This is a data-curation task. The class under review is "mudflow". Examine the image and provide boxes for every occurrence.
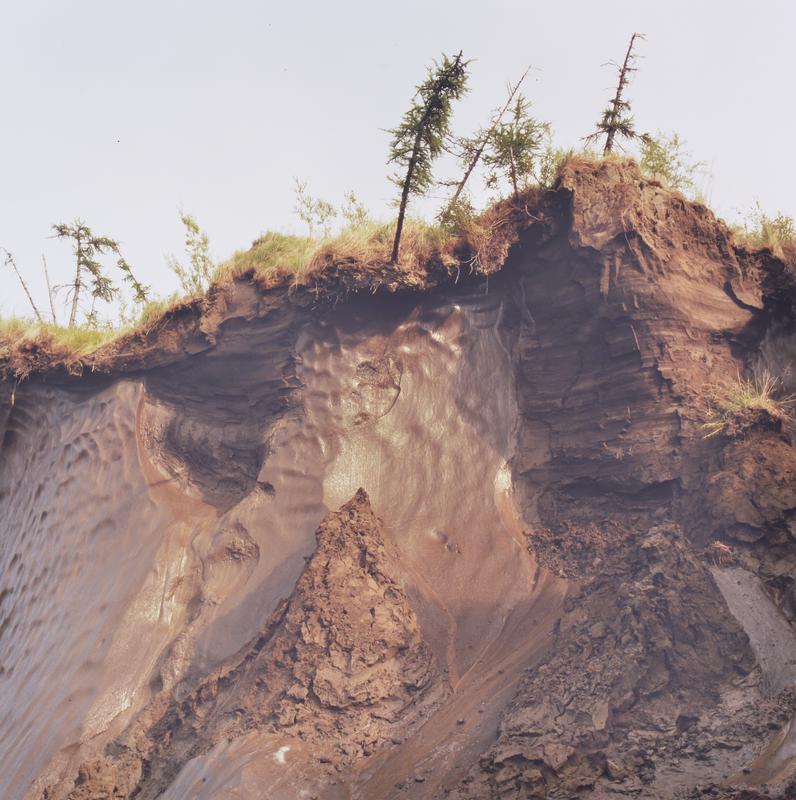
[2,160,796,799]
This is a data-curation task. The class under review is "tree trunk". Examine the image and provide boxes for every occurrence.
[42,254,57,324]
[68,232,81,328]
[603,33,638,156]
[449,67,529,206]
[509,144,519,197]
[391,127,425,264]
[2,249,44,323]
[603,128,616,157]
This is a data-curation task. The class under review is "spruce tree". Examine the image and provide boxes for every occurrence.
[387,52,469,263]
[53,220,148,327]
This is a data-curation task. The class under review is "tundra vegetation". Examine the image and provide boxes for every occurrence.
[1,44,794,367]
[703,371,795,438]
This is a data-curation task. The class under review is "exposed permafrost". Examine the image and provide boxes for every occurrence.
[712,567,796,695]
[2,159,796,799]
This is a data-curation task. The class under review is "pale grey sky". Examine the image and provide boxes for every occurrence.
[1,0,794,319]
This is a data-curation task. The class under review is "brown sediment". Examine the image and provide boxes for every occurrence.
[1,159,796,799]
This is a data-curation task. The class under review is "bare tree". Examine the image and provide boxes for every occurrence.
[587,33,645,155]
[42,254,58,324]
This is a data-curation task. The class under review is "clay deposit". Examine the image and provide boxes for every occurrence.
[1,159,795,799]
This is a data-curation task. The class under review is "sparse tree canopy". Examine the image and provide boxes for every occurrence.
[168,212,215,295]
[639,131,705,195]
[293,179,337,237]
[482,94,549,197]
[341,190,369,230]
[446,67,530,208]
[388,51,469,263]
[53,220,148,328]
[587,33,645,155]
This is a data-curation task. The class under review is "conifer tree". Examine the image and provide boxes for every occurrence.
[388,52,469,263]
[53,220,148,327]
[447,67,530,207]
[482,94,549,197]
[587,33,645,155]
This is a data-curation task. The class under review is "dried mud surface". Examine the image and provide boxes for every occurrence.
[2,160,796,799]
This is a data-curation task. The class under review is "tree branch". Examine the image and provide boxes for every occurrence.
[2,247,44,323]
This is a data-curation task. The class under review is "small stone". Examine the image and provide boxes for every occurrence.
[414,774,426,783]
[457,718,466,725]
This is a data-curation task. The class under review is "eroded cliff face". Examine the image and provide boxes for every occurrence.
[1,159,795,799]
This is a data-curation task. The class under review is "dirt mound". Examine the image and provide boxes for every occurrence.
[454,524,764,798]
[54,490,441,799]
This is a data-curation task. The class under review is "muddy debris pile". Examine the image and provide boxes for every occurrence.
[59,490,442,799]
[454,524,783,798]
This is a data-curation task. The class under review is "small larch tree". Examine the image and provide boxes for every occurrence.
[587,32,645,155]
[293,179,337,237]
[388,51,469,263]
[639,131,705,196]
[168,212,215,295]
[53,220,149,327]
[482,94,549,198]
[446,66,530,207]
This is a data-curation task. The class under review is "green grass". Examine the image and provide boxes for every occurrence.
[0,219,465,373]
[733,202,796,256]
[0,295,183,373]
[703,371,794,437]
[0,317,122,357]
[214,217,457,285]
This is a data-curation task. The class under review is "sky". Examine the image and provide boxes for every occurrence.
[1,0,795,320]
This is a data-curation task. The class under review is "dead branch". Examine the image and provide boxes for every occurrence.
[2,247,44,323]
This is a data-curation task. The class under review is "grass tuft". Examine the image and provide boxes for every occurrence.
[213,217,460,286]
[703,370,795,438]
[0,318,121,358]
[733,203,796,258]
